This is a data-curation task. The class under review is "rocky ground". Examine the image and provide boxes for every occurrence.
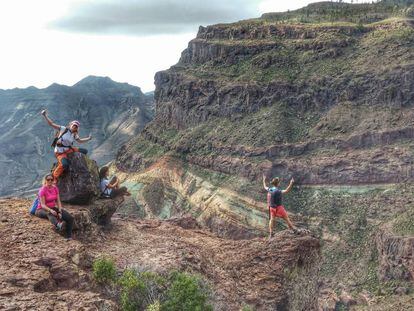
[3,1,414,310]
[0,198,320,311]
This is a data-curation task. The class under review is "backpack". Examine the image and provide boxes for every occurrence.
[51,127,69,148]
[29,197,39,215]
[268,187,282,207]
[100,181,111,199]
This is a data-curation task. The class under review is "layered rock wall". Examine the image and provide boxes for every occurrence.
[377,227,414,281]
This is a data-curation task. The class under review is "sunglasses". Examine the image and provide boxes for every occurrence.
[46,178,54,181]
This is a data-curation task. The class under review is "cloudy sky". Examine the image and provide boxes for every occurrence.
[0,0,347,91]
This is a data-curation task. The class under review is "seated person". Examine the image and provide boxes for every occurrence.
[99,166,131,198]
[35,173,74,240]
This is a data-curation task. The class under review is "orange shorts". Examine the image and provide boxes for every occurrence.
[269,205,287,218]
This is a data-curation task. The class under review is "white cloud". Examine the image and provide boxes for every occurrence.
[0,0,373,91]
[51,0,258,36]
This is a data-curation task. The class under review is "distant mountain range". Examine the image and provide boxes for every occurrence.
[0,76,154,196]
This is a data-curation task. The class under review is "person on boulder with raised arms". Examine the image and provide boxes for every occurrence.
[41,109,92,182]
[35,173,74,240]
[263,174,298,239]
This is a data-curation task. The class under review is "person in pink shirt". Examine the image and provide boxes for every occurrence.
[35,173,74,240]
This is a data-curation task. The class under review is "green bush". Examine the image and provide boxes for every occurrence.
[140,271,168,305]
[118,269,147,311]
[146,301,161,311]
[92,257,117,284]
[161,272,212,311]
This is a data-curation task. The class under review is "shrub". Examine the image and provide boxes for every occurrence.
[118,269,147,311]
[92,257,117,284]
[161,271,212,311]
[140,271,168,305]
[146,301,161,311]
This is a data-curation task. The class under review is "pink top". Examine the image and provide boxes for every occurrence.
[37,185,59,209]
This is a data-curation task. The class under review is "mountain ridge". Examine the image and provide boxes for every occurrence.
[0,76,154,196]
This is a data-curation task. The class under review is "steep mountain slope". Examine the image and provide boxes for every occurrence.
[114,1,414,309]
[0,76,154,196]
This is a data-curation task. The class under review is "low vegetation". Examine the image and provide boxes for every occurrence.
[92,258,212,311]
[92,257,117,284]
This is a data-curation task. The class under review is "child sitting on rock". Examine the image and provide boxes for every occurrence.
[35,173,74,240]
[99,166,131,199]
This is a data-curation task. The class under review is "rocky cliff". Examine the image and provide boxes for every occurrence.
[119,16,414,185]
[0,198,320,310]
[0,76,154,197]
[114,1,414,309]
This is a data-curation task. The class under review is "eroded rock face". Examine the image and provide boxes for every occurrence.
[377,227,414,281]
[88,196,124,226]
[57,152,100,205]
[117,16,414,187]
[165,215,201,230]
[0,198,321,311]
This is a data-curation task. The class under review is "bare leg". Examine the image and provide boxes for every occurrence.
[268,216,275,239]
[109,176,120,189]
[283,215,296,231]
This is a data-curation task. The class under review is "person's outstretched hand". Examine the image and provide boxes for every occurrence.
[41,109,47,116]
[262,174,267,181]
[290,178,295,184]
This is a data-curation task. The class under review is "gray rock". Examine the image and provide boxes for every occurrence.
[88,196,124,226]
[57,153,100,205]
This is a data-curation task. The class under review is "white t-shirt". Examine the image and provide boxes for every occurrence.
[54,125,79,153]
[100,178,112,196]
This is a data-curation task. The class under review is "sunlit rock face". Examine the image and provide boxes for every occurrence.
[0,76,154,196]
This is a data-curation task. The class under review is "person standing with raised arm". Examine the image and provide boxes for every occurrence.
[263,174,298,239]
[41,109,92,182]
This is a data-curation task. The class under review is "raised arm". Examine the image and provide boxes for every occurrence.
[76,134,92,144]
[262,174,269,191]
[41,109,60,130]
[282,178,294,194]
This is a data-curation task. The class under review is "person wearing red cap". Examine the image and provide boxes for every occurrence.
[41,109,92,181]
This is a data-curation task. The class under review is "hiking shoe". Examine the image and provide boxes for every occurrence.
[291,228,300,234]
[66,237,72,242]
[56,222,64,231]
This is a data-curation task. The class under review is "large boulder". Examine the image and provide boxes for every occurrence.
[57,152,100,205]
[88,196,124,226]
[60,198,123,239]
[54,152,122,232]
